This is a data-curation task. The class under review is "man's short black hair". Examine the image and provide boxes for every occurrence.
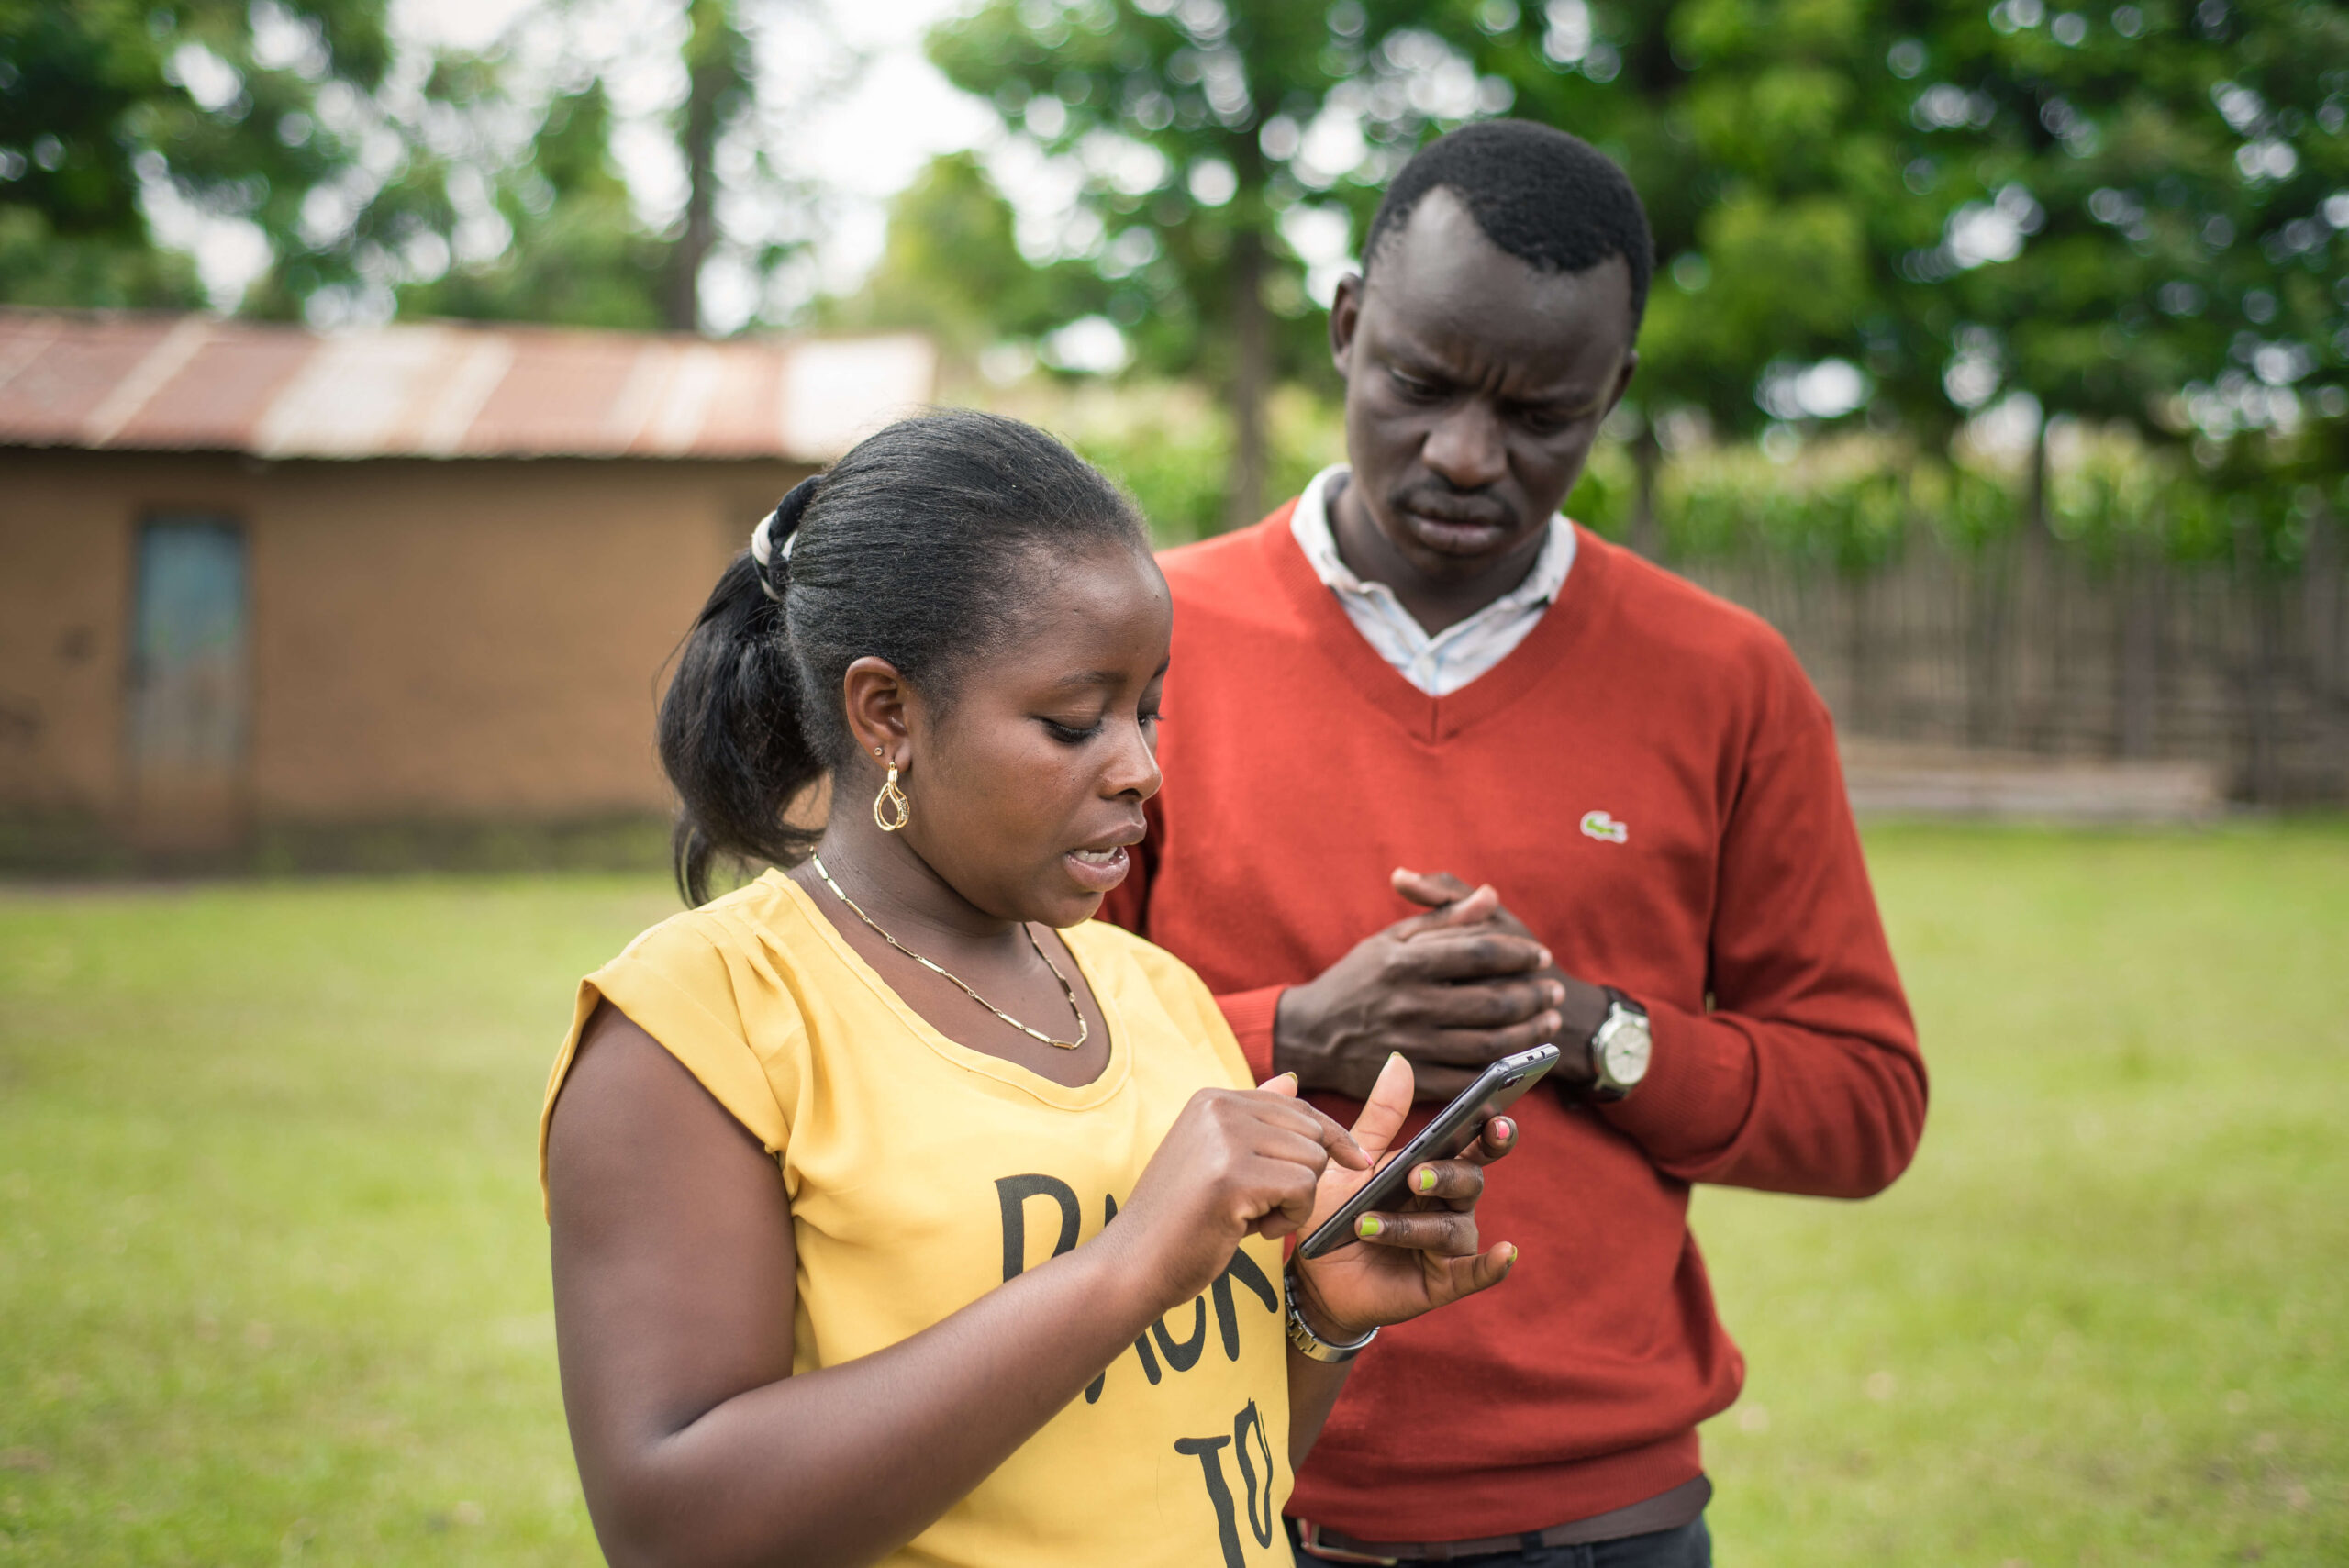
[1364,119,1654,327]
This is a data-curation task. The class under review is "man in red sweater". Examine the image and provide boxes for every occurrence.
[1100,121,1925,1564]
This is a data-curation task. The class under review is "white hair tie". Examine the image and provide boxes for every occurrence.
[749,510,786,599]
[749,475,819,601]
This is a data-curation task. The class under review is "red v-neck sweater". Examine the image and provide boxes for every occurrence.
[1102,506,1925,1540]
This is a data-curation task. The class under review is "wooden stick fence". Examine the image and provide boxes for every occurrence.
[1670,517,2349,805]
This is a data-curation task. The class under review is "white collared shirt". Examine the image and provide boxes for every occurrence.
[1288,464,1576,697]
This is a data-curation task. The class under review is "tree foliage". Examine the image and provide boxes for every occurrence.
[402,0,831,335]
[918,0,2349,533]
[818,151,1105,357]
[9,0,2346,539]
[928,0,1524,522]
[2,0,831,331]
[0,0,402,312]
[1865,0,2349,549]
[397,78,666,330]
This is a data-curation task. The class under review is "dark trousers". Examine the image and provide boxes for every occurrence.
[1292,1511,1710,1568]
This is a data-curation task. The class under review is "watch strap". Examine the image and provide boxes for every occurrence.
[1284,1273,1377,1363]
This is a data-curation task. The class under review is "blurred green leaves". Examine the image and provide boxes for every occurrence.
[817,151,1104,358]
[6,0,2346,546]
[906,0,2348,538]
[0,0,431,316]
[1557,421,2346,572]
[397,81,666,331]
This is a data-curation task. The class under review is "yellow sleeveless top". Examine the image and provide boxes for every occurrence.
[539,869,1294,1568]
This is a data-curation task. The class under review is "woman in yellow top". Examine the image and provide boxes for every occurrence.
[541,410,1522,1568]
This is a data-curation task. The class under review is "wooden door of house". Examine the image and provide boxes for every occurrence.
[128,518,249,851]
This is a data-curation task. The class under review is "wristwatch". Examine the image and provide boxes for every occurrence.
[1283,1272,1377,1363]
[1586,987,1652,1103]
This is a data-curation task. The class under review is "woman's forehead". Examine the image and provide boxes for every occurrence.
[989,543,1170,681]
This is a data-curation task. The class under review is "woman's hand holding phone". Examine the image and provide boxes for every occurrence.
[1103,1057,1516,1336]
[1288,1054,1520,1342]
[1105,1082,1371,1312]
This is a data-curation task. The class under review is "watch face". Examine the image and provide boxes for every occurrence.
[1602,1017,1652,1085]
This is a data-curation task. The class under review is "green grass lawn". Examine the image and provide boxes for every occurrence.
[1,825,2343,1565]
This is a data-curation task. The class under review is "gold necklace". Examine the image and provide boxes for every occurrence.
[807,855,1089,1051]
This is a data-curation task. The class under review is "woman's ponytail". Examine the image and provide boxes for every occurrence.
[655,410,1145,907]
[657,479,824,906]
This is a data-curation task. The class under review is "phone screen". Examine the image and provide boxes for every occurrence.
[1295,1044,1559,1261]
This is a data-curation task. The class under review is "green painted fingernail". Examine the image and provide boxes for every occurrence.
[1416,1167,1437,1194]
[1357,1215,1385,1238]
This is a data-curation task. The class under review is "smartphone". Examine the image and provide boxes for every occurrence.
[1295,1044,1559,1261]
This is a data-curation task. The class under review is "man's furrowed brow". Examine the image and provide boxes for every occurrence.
[1386,328,1604,407]
[1375,324,1456,381]
[1375,311,1591,397]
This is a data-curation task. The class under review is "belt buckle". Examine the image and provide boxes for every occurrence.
[1297,1520,1403,1565]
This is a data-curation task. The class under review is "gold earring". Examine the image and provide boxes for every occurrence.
[873,763,910,832]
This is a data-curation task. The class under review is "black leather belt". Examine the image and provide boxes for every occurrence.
[1296,1474,1712,1563]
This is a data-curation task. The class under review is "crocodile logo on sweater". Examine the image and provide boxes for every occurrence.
[1580,810,1629,844]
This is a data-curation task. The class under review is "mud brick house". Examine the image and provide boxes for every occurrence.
[0,309,932,864]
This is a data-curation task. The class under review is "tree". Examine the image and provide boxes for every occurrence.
[1871,0,2349,539]
[0,0,406,313]
[3,0,844,335]
[818,151,1105,361]
[406,0,841,336]
[662,0,748,330]
[929,0,1521,526]
[397,78,666,330]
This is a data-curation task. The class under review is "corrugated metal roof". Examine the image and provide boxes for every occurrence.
[0,309,935,462]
